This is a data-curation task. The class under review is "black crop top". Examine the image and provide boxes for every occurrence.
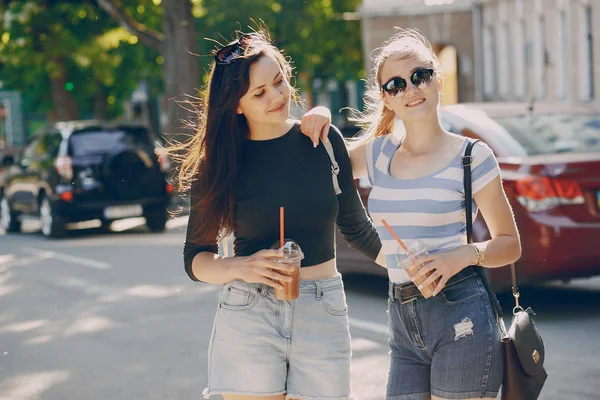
[183,123,381,281]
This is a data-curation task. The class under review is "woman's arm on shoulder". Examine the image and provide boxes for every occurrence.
[327,126,383,263]
[300,106,369,179]
[300,106,331,147]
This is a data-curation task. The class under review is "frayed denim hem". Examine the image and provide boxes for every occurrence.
[286,394,353,400]
[386,392,430,400]
[203,387,286,399]
[431,386,499,399]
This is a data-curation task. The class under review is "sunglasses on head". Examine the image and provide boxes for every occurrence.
[380,68,435,97]
[214,33,259,65]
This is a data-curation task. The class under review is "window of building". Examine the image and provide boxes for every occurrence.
[534,14,546,98]
[512,19,527,98]
[556,10,569,100]
[483,26,495,97]
[578,4,594,101]
[497,23,510,97]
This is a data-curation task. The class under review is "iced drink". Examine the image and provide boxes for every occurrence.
[396,240,437,299]
[271,240,304,301]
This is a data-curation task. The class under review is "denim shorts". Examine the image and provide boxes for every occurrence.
[203,274,353,400]
[386,269,503,400]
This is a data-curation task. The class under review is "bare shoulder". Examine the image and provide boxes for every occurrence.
[443,132,467,153]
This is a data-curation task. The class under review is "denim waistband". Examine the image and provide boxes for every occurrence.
[227,274,343,295]
[388,266,479,298]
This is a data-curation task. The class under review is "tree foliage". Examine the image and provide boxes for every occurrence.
[0,0,363,122]
[0,0,162,120]
[195,0,364,85]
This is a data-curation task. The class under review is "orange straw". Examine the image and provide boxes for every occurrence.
[381,219,409,252]
[280,207,285,248]
[381,219,419,264]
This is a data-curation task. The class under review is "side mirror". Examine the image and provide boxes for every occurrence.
[2,155,15,167]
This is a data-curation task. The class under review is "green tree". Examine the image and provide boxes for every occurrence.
[0,0,162,121]
[195,0,364,106]
[99,0,363,134]
[98,0,200,137]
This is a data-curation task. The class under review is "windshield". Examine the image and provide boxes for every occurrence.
[69,128,153,157]
[491,114,600,155]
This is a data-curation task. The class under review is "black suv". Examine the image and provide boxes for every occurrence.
[0,120,173,238]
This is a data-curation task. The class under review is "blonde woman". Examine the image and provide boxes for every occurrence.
[302,29,521,400]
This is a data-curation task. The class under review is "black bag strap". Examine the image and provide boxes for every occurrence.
[321,139,342,195]
[462,139,505,320]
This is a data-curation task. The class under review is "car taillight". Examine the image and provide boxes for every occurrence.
[515,176,584,212]
[54,156,73,181]
[60,191,73,202]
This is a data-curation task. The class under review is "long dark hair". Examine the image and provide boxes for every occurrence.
[168,29,297,245]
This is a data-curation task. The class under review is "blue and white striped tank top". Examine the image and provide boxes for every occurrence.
[366,134,501,283]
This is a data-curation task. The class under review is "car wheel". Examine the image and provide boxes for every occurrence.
[0,194,21,233]
[99,219,112,232]
[144,207,168,233]
[40,196,66,238]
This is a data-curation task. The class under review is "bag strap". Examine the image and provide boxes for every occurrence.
[322,139,342,195]
[462,139,505,320]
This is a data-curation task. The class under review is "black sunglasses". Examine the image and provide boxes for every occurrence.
[214,33,259,65]
[380,68,435,97]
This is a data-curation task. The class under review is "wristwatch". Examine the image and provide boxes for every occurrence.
[471,244,485,266]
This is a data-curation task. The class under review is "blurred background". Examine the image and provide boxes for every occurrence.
[1,1,599,399]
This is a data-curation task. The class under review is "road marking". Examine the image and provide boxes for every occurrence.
[21,247,112,270]
[166,215,189,230]
[109,215,189,232]
[0,254,16,266]
[349,317,390,336]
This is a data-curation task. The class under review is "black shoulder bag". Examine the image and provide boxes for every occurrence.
[463,140,548,400]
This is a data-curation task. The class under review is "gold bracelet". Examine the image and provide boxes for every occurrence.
[469,244,481,266]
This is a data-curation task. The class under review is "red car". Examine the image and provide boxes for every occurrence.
[335,102,600,291]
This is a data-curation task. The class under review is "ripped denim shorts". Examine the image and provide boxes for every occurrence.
[386,268,503,400]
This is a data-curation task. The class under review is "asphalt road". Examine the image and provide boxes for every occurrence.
[1,218,599,400]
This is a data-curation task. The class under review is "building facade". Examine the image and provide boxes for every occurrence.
[359,0,599,110]
[480,0,599,108]
[360,0,477,105]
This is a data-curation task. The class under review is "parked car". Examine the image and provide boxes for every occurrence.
[0,120,173,238]
[0,147,21,183]
[335,102,600,290]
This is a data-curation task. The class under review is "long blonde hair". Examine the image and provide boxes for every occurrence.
[352,28,441,143]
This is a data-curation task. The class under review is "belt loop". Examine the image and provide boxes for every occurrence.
[315,281,323,300]
[258,284,267,297]
[388,282,395,302]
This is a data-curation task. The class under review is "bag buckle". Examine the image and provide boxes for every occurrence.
[462,155,473,167]
[512,287,524,315]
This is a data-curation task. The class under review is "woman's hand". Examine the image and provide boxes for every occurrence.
[228,249,294,290]
[411,245,478,296]
[300,106,332,148]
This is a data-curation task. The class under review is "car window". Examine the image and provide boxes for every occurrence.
[491,114,600,155]
[39,131,63,160]
[20,138,41,167]
[68,128,154,157]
